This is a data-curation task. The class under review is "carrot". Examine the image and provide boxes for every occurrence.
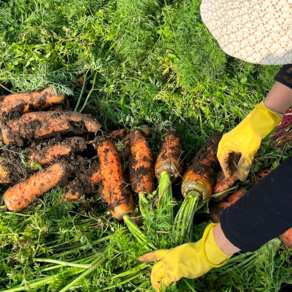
[129,130,155,194]
[1,111,101,145]
[155,130,184,181]
[63,179,84,202]
[279,227,292,248]
[174,133,221,243]
[26,137,87,166]
[89,160,102,189]
[212,171,238,202]
[139,125,151,137]
[0,88,65,118]
[108,129,129,141]
[0,157,10,184]
[251,168,271,185]
[209,188,247,223]
[97,139,134,220]
[3,163,67,211]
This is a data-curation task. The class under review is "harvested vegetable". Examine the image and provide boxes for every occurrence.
[279,227,292,248]
[97,139,134,220]
[155,130,184,224]
[124,130,155,247]
[251,168,271,185]
[155,130,184,182]
[108,129,129,141]
[129,130,155,194]
[4,163,67,211]
[174,133,221,242]
[209,188,247,223]
[89,160,102,189]
[26,137,87,166]
[1,111,101,145]
[0,87,65,118]
[212,171,238,202]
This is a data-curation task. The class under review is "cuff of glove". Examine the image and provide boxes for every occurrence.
[201,223,231,268]
[255,101,284,121]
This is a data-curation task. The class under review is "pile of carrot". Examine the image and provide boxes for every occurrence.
[1,86,291,252]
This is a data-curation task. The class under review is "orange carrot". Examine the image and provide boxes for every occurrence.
[26,137,86,166]
[1,111,101,145]
[212,171,238,203]
[98,139,134,220]
[209,188,247,223]
[108,129,129,141]
[139,125,151,137]
[4,163,67,211]
[63,179,84,202]
[129,130,155,194]
[251,168,271,185]
[279,227,292,248]
[155,130,184,181]
[182,133,221,201]
[89,160,102,188]
[0,88,65,118]
[0,157,10,184]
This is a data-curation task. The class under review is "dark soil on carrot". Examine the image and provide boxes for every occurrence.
[187,133,222,176]
[0,111,100,146]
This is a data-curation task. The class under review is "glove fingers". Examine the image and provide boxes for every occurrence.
[217,147,235,178]
[235,155,252,181]
[151,264,164,291]
[138,249,169,263]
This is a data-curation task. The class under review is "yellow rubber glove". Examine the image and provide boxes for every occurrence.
[217,101,283,181]
[138,224,231,291]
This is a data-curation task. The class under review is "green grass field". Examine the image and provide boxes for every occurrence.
[1,0,292,291]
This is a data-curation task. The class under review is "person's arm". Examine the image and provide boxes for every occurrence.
[217,78,292,182]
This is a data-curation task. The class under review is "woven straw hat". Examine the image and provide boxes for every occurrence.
[200,0,292,65]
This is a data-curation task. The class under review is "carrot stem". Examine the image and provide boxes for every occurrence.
[123,215,156,250]
[173,191,200,244]
[33,258,90,269]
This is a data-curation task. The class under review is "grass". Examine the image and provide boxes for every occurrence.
[1,0,292,291]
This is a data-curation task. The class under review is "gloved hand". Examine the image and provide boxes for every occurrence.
[138,223,231,291]
[217,101,283,181]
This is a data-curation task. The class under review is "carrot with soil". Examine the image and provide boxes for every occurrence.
[155,130,184,224]
[63,178,84,202]
[26,137,87,166]
[0,111,101,145]
[209,188,247,223]
[212,171,238,202]
[173,133,221,243]
[0,87,65,118]
[279,227,292,248]
[4,163,68,211]
[123,129,156,249]
[0,157,10,184]
[97,139,134,220]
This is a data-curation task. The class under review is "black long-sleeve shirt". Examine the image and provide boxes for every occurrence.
[220,65,292,252]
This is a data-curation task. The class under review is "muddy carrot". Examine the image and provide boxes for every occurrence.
[279,227,292,248]
[63,179,84,202]
[0,157,10,184]
[88,160,102,190]
[0,88,65,118]
[129,130,155,194]
[4,163,67,211]
[174,133,221,243]
[26,137,87,166]
[108,129,129,141]
[97,139,134,220]
[155,130,184,182]
[212,171,238,202]
[1,111,101,145]
[139,125,151,137]
[209,188,248,223]
[153,130,184,225]
[251,168,271,185]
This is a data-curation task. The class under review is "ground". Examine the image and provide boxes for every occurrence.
[1,0,292,291]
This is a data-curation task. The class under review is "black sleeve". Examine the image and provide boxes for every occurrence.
[274,65,292,89]
[220,156,292,252]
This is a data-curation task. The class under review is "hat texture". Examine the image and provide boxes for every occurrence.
[200,0,292,65]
